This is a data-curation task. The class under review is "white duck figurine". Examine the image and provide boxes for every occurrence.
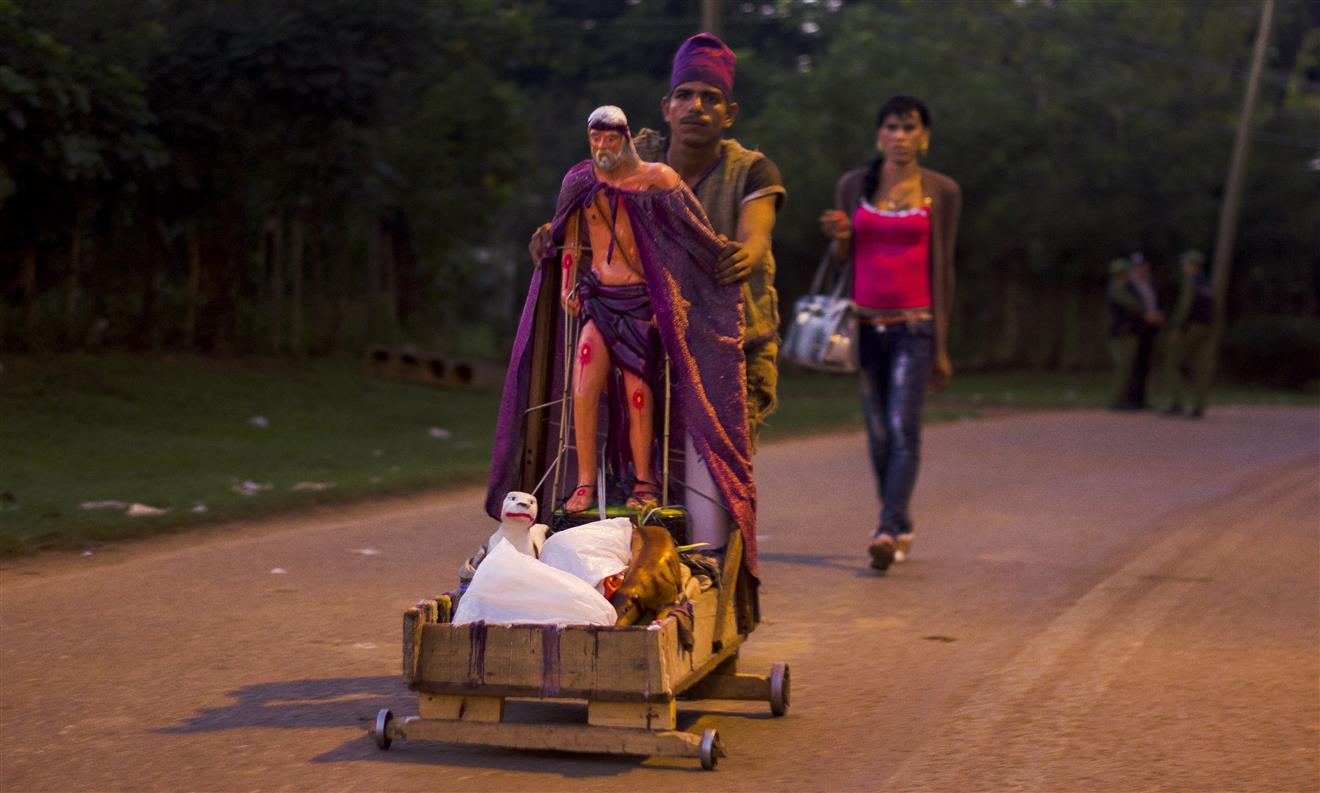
[458,491,551,585]
[488,490,548,558]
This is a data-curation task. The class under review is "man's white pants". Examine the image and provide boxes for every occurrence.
[684,433,730,549]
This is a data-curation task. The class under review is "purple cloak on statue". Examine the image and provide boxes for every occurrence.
[485,160,758,579]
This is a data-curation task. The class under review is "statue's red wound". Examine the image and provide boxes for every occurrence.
[631,388,645,411]
[562,252,573,270]
[579,343,592,366]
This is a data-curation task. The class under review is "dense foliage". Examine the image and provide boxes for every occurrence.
[1,0,1316,371]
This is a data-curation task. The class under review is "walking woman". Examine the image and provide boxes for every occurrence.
[819,95,961,571]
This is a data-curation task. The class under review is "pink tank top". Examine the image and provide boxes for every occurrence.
[852,201,932,311]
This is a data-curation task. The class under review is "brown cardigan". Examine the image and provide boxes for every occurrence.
[833,166,962,386]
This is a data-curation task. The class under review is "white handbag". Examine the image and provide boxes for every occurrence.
[781,251,857,374]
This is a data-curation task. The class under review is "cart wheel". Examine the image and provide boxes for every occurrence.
[700,728,721,771]
[769,661,790,717]
[373,708,393,750]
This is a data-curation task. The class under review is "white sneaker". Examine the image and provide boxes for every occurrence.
[894,534,913,562]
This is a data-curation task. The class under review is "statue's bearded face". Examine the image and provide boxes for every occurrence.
[589,128,627,170]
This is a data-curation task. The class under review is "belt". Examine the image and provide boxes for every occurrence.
[858,308,933,327]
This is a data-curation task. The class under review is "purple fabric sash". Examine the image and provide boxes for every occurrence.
[578,270,661,383]
[485,161,758,577]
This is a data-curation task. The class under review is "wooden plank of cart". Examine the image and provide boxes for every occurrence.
[369,211,789,770]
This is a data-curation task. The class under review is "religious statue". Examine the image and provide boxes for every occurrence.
[559,106,679,512]
[484,104,761,615]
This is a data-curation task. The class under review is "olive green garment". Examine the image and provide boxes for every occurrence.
[635,130,787,445]
[1164,323,1214,413]
[745,339,779,451]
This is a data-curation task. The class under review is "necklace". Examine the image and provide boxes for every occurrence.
[883,182,917,210]
[875,165,923,210]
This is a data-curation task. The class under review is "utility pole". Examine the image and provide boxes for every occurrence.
[1208,0,1275,352]
[702,0,722,37]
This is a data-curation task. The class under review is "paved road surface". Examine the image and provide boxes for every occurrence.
[2,407,1316,792]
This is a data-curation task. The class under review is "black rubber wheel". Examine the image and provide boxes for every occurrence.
[769,661,790,716]
[373,708,393,750]
[700,728,721,770]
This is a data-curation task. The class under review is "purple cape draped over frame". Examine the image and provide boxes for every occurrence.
[485,160,758,578]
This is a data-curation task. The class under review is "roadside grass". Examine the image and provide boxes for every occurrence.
[2,355,1314,557]
[0,355,496,557]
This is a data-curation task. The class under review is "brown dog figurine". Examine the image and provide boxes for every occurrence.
[610,524,683,626]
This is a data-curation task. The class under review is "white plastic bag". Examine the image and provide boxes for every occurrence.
[538,517,633,589]
[452,539,616,626]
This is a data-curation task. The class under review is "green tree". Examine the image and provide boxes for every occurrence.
[747,0,1316,370]
[0,0,166,350]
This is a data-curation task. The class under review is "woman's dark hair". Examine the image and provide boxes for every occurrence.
[863,94,931,201]
[876,95,930,129]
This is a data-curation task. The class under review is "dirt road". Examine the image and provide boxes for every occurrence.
[2,407,1316,792]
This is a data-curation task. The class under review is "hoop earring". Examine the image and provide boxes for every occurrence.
[919,142,929,157]
[876,140,885,154]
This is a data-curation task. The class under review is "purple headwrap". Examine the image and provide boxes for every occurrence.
[670,32,735,99]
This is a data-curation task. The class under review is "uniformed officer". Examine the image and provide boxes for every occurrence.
[1107,255,1162,410]
[1161,249,1215,418]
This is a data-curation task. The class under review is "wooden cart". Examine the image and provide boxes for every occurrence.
[371,222,787,769]
[372,532,789,770]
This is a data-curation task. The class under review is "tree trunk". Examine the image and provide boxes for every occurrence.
[328,226,348,353]
[288,206,305,356]
[389,209,419,328]
[218,209,245,354]
[1029,280,1062,369]
[993,271,1021,366]
[224,242,240,354]
[140,224,164,352]
[1087,289,1109,370]
[20,245,38,350]
[183,221,202,349]
[265,210,284,354]
[382,220,399,339]
[366,214,381,341]
[960,272,990,369]
[307,207,323,353]
[1058,281,1085,370]
[64,211,83,350]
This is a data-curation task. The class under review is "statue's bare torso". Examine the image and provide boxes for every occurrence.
[586,161,680,285]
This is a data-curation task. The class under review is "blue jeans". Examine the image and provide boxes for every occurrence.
[857,320,934,537]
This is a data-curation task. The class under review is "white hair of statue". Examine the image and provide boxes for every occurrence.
[587,105,629,130]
